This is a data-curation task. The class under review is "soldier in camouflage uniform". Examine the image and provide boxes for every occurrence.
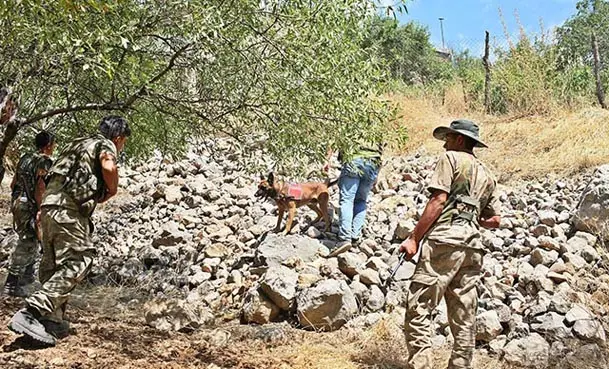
[8,116,131,346]
[399,119,502,369]
[2,131,56,297]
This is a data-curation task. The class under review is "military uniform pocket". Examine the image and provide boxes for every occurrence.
[48,208,79,225]
[410,241,440,286]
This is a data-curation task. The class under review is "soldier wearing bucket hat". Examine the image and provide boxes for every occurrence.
[399,119,501,369]
[432,119,488,148]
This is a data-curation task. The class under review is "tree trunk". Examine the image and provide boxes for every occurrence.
[0,121,20,185]
[482,31,492,114]
[592,33,607,109]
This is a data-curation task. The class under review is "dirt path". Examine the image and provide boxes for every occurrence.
[0,288,295,369]
[0,284,513,369]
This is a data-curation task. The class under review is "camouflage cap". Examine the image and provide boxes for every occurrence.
[99,115,131,140]
[432,119,487,148]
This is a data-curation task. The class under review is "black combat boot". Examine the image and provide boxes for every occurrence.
[40,319,70,339]
[2,273,28,297]
[19,263,36,286]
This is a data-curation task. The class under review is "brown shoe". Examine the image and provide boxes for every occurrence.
[327,240,352,258]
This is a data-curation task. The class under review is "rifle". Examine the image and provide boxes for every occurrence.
[383,252,406,287]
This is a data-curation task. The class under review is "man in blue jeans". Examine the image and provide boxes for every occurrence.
[324,143,382,257]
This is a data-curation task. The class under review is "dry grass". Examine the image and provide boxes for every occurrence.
[391,92,609,183]
[275,317,515,369]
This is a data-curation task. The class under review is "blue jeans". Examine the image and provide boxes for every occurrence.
[338,157,380,241]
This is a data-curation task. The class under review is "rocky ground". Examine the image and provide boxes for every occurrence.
[1,138,609,368]
[0,286,515,369]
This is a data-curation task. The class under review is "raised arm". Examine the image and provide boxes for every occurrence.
[99,151,118,203]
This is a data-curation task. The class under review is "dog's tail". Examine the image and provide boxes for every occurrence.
[325,177,339,188]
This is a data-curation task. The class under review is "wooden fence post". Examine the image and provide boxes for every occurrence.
[592,32,607,109]
[482,31,492,114]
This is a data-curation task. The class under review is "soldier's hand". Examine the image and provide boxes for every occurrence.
[399,238,418,260]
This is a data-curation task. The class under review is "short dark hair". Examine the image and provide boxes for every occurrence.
[99,115,131,140]
[35,131,55,150]
[462,135,477,151]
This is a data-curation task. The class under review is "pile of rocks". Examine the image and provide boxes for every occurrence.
[2,139,609,367]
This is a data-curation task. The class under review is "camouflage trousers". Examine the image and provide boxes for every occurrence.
[25,206,95,322]
[8,198,39,277]
[404,240,483,369]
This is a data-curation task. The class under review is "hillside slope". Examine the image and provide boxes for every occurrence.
[394,94,609,182]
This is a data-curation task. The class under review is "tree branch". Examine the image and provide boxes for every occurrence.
[21,102,125,126]
[20,43,192,127]
[123,43,192,107]
[111,48,129,102]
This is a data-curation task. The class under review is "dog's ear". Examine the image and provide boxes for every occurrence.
[260,173,265,181]
[267,172,274,184]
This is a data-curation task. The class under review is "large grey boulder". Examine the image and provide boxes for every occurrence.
[566,304,594,325]
[476,310,503,342]
[530,312,573,341]
[152,221,186,247]
[366,285,386,312]
[296,279,358,331]
[503,333,550,368]
[349,280,370,305]
[359,268,381,286]
[337,252,363,278]
[255,234,329,268]
[574,165,609,239]
[242,288,281,325]
[554,344,609,369]
[574,320,607,344]
[531,248,560,267]
[260,266,299,311]
[164,185,184,204]
[144,298,213,332]
[566,305,607,344]
[393,218,416,240]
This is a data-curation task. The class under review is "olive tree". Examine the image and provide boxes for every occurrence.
[0,0,405,181]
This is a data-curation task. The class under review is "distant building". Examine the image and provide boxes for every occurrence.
[435,48,452,61]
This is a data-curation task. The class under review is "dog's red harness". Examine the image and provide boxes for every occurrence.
[286,183,304,200]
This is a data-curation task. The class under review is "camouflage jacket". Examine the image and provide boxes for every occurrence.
[11,152,53,207]
[42,134,116,217]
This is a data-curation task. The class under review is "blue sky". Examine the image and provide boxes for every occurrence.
[386,0,581,54]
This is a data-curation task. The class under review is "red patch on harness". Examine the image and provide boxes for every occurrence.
[287,184,304,200]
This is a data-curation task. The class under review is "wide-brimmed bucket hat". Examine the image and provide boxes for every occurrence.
[432,119,488,148]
